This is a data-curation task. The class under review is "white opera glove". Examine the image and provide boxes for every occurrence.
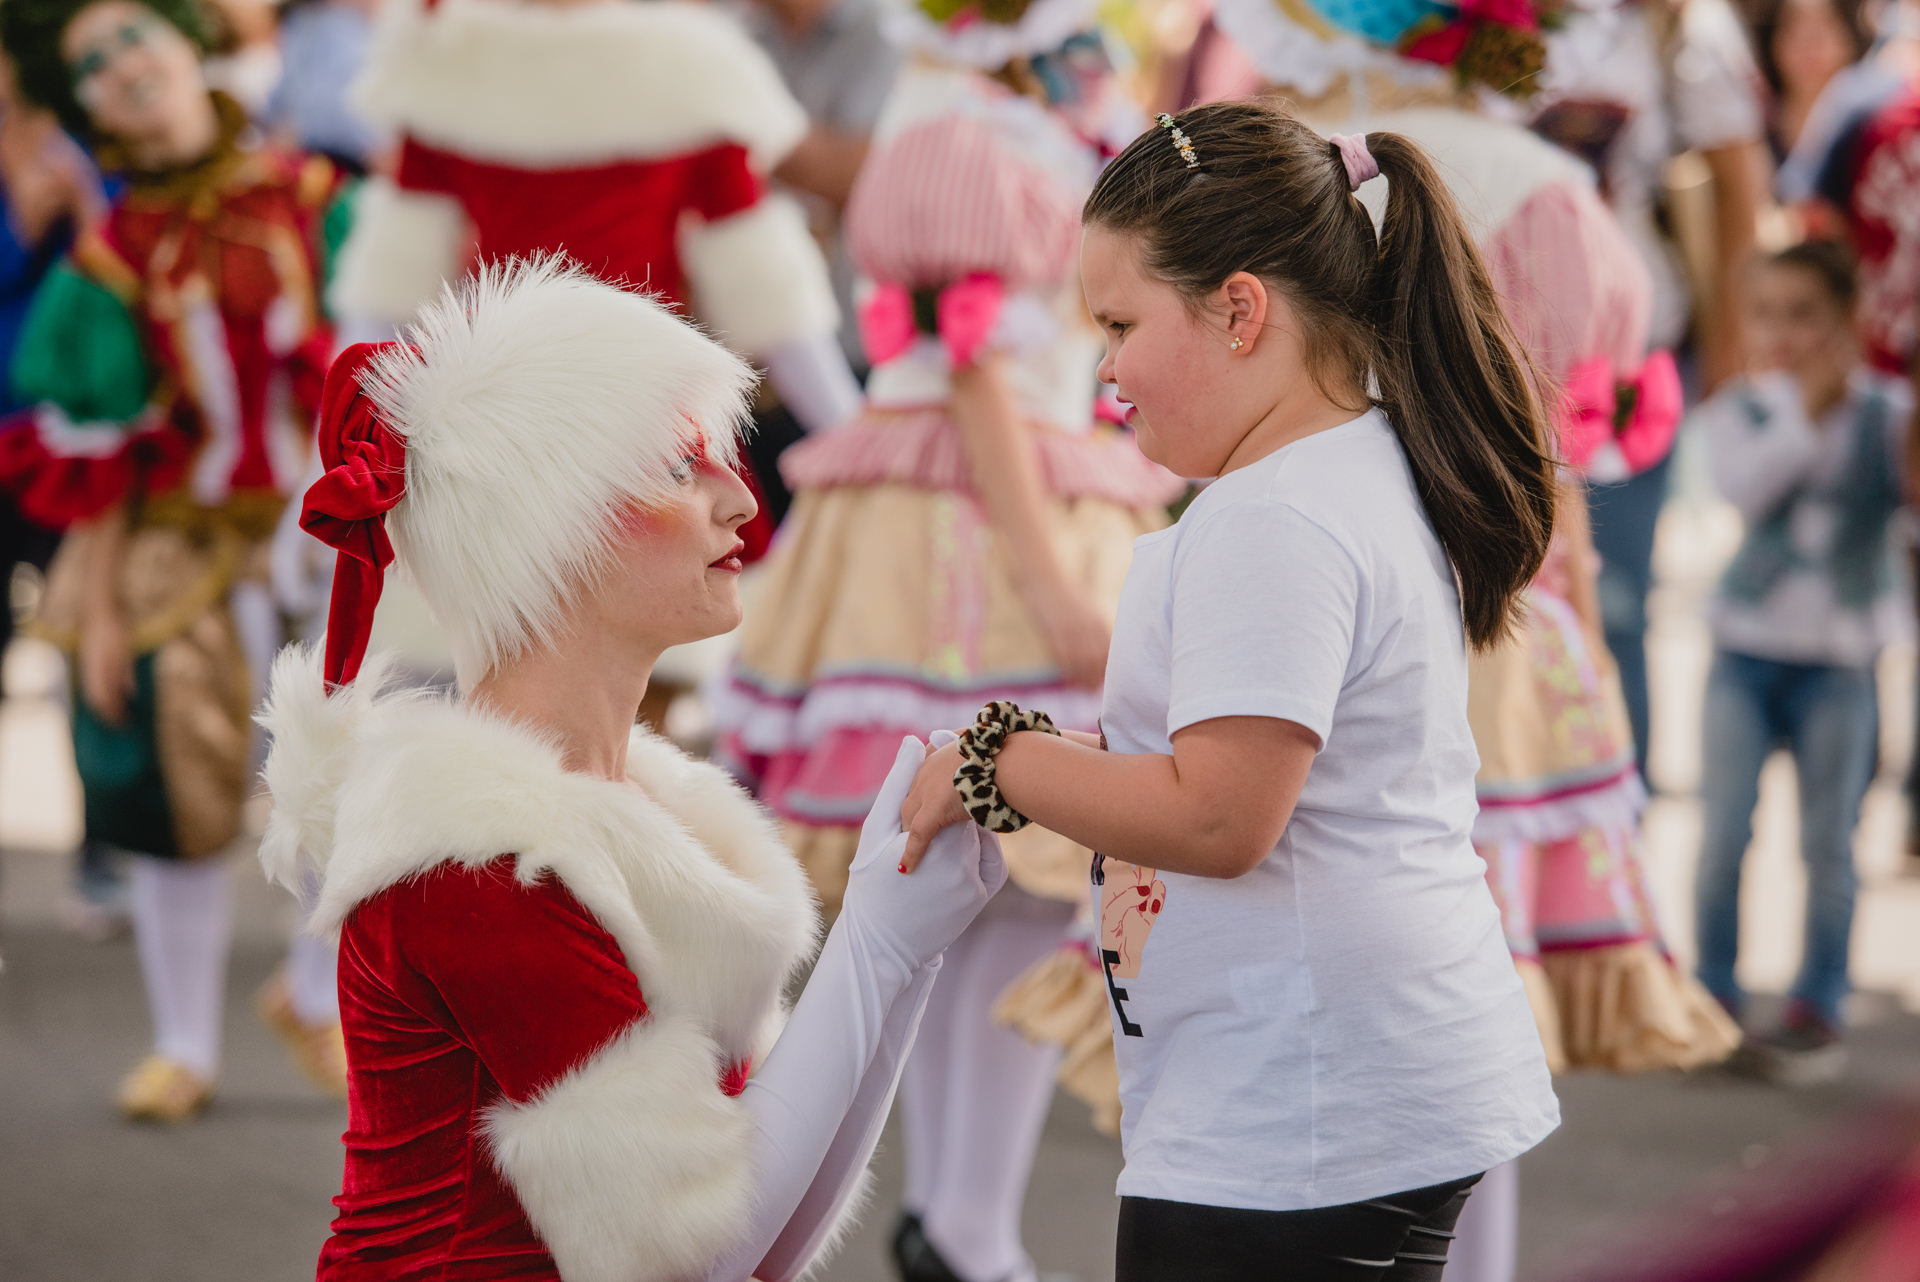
[703,739,1004,1282]
[762,332,862,434]
[841,733,1008,969]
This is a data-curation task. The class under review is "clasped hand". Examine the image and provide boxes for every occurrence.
[840,735,1005,967]
[898,739,973,875]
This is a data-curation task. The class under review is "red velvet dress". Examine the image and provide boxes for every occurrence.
[319,859,748,1279]
[392,138,762,332]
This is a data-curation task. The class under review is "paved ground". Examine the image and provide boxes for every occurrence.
[2,476,1919,1281]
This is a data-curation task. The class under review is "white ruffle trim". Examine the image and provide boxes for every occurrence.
[713,674,1104,754]
[1472,771,1647,847]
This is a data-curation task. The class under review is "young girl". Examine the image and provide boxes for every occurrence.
[899,100,1560,1279]
[1692,241,1911,1084]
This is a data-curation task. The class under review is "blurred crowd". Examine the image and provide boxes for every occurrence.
[1,0,1919,1276]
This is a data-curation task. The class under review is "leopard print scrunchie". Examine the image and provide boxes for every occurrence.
[953,700,1061,833]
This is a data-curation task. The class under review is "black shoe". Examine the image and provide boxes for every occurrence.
[890,1211,920,1277]
[891,1212,968,1282]
[1718,1034,1773,1080]
[1754,1004,1845,1086]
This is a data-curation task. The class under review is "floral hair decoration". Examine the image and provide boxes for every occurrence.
[1156,114,1200,169]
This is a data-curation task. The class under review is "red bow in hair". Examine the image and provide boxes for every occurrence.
[301,342,411,692]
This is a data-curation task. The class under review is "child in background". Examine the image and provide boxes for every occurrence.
[898,100,1561,1280]
[1693,240,1911,1085]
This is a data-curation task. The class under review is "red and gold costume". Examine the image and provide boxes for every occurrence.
[0,95,339,859]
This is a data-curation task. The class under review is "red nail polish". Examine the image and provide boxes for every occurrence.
[897,862,907,873]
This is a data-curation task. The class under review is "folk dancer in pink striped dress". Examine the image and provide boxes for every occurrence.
[714,4,1178,1279]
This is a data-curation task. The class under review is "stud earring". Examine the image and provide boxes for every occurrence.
[1230,336,1244,351]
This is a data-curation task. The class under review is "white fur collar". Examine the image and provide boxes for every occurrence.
[353,0,809,169]
[258,647,820,1061]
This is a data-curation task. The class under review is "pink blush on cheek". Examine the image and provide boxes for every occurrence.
[610,495,700,544]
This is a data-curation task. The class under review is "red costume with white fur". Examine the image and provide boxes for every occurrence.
[329,0,833,359]
[263,661,817,1280]
[267,262,1001,1282]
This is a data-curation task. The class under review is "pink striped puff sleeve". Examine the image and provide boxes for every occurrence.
[844,112,1080,292]
[1482,178,1653,385]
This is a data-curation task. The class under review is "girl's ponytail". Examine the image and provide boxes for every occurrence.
[1084,102,1557,648]
[1363,133,1557,649]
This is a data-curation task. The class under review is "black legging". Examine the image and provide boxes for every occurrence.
[1116,1173,1482,1282]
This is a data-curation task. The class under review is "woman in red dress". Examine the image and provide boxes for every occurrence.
[261,257,1004,1281]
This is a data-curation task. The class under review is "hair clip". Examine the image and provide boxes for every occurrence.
[1156,113,1199,170]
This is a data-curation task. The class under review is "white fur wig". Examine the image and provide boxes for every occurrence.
[361,257,756,681]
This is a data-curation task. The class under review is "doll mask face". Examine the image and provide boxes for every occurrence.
[61,1,207,152]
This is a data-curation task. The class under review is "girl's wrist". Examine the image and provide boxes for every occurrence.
[953,701,1060,833]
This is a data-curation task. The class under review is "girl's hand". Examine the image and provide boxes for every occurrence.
[899,740,972,873]
[1033,588,1111,690]
[79,610,134,725]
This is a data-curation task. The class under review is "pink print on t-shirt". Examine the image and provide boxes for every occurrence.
[1100,860,1166,980]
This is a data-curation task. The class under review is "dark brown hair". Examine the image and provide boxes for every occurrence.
[1745,0,1874,101]
[1084,99,1556,649]
[1762,238,1858,310]
[2,0,215,140]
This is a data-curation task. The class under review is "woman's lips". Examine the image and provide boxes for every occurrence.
[708,541,746,574]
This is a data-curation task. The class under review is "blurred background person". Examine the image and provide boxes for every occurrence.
[1747,0,1876,161]
[1526,0,1772,783]
[199,0,280,117]
[327,0,861,730]
[733,0,902,534]
[1689,240,1909,1085]
[264,0,388,176]
[0,55,107,936]
[0,0,345,1121]
[1820,44,1920,865]
[1770,0,1920,232]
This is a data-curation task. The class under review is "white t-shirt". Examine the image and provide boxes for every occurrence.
[1096,410,1559,1212]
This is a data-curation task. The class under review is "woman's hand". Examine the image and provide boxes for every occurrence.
[841,735,1006,968]
[898,740,972,873]
[1032,587,1111,690]
[79,608,134,724]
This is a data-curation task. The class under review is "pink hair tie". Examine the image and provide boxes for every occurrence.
[1328,134,1379,191]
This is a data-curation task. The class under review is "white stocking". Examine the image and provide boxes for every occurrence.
[898,908,968,1217]
[226,580,282,772]
[128,855,233,1080]
[1448,1159,1519,1282]
[901,883,1074,1282]
[284,868,339,1025]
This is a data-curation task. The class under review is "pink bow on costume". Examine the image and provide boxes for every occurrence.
[1557,349,1683,477]
[858,273,1006,369]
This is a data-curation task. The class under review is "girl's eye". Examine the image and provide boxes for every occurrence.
[1107,321,1130,336]
[669,452,702,482]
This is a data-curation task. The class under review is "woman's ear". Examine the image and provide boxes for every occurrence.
[1219,272,1270,354]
